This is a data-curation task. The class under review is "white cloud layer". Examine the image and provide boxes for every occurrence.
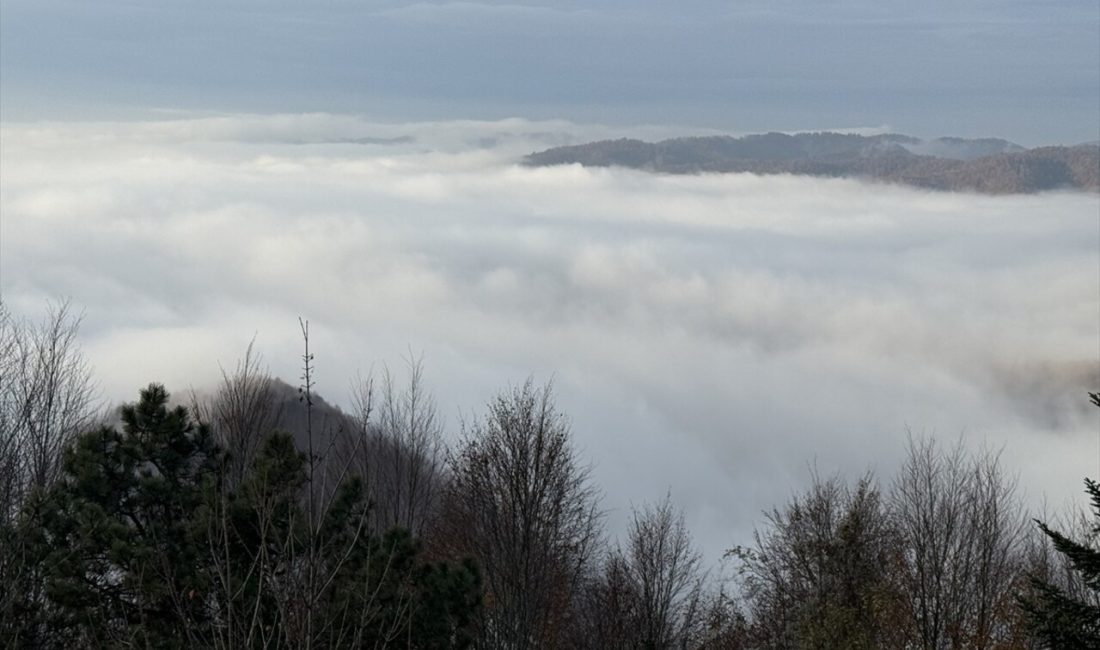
[2,113,1097,560]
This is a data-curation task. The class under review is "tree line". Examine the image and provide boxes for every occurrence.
[0,302,1096,649]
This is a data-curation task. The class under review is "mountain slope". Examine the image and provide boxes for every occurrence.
[524,133,1098,194]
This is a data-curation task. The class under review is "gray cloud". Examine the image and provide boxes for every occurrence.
[2,113,1097,560]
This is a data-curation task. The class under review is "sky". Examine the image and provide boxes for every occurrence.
[1,1,1099,562]
[2,0,1099,145]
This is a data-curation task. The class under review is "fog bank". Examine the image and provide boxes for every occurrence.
[2,114,1097,560]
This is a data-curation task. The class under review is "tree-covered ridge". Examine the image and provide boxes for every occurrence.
[524,133,1100,194]
[1,303,1098,648]
[3,383,481,648]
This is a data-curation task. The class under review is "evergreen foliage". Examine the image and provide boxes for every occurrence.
[2,384,480,649]
[28,383,219,646]
[1019,393,1100,649]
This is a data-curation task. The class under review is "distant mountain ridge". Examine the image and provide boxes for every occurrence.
[523,132,1100,194]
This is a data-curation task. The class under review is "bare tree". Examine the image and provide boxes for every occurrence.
[571,495,706,650]
[626,494,706,649]
[344,354,446,538]
[694,587,752,650]
[571,553,638,650]
[0,300,98,521]
[967,448,1030,646]
[190,339,283,488]
[891,437,1029,649]
[0,303,20,522]
[733,472,906,649]
[442,379,602,649]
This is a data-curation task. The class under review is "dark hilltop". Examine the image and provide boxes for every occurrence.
[524,132,1100,194]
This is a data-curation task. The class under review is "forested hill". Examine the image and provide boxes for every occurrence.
[523,132,1100,194]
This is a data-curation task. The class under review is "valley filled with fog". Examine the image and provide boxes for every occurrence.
[2,113,1097,561]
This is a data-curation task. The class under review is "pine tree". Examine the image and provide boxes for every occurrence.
[30,383,220,647]
[1019,393,1100,649]
[9,381,481,648]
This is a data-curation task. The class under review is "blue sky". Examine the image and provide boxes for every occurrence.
[2,0,1098,144]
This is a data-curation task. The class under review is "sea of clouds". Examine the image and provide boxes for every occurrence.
[2,113,1097,561]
